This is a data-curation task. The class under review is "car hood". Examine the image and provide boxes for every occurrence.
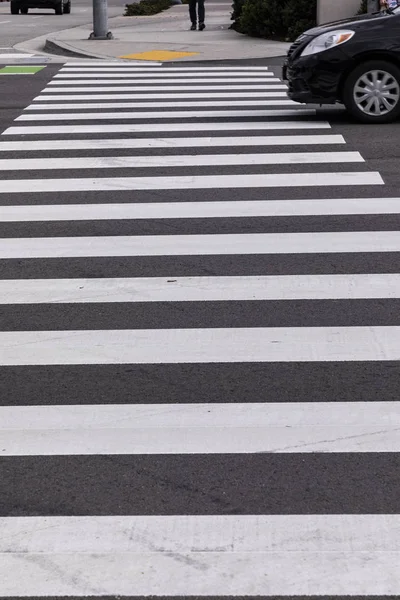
[304,11,390,36]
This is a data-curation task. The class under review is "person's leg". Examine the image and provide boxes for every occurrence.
[189,0,197,27]
[198,0,205,28]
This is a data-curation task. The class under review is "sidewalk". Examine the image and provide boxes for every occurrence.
[43,1,290,62]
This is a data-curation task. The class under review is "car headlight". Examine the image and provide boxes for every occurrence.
[300,30,355,57]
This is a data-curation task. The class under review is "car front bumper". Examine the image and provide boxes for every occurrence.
[283,50,352,105]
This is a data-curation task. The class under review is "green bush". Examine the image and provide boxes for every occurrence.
[282,0,317,40]
[238,0,285,37]
[125,0,171,16]
[357,0,368,13]
[231,0,316,41]
[231,0,246,26]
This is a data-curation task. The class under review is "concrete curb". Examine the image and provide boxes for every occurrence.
[44,36,120,60]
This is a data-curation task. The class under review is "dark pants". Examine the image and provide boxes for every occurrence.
[189,0,204,24]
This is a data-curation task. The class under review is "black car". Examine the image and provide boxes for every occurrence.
[11,0,70,14]
[283,6,400,123]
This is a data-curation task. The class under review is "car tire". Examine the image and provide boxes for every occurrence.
[21,6,28,13]
[55,1,63,14]
[63,1,70,13]
[343,60,400,124]
[10,1,20,13]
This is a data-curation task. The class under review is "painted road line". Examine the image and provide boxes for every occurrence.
[52,76,279,83]
[2,326,400,365]
[0,172,381,193]
[0,230,396,260]
[61,66,271,71]
[3,402,400,428]
[25,100,299,110]
[57,71,276,78]
[33,92,289,100]
[0,274,399,303]
[0,135,345,151]
[42,85,288,92]
[2,401,400,454]
[16,109,314,121]
[0,152,363,171]
[3,196,398,222]
[1,515,399,595]
[3,122,332,135]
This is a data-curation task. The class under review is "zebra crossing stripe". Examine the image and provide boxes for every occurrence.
[33,91,289,99]
[16,109,315,121]
[61,66,271,71]
[0,172,381,193]
[55,72,277,78]
[3,197,395,221]
[52,76,279,83]
[1,326,400,365]
[0,152,363,171]
[0,230,395,259]
[1,402,400,455]
[0,274,399,303]
[3,121,331,134]
[25,99,299,109]
[42,84,288,91]
[0,135,346,151]
[2,402,398,427]
[1,515,398,595]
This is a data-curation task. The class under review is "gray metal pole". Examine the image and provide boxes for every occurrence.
[89,0,113,40]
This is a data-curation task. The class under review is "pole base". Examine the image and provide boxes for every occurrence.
[88,31,114,39]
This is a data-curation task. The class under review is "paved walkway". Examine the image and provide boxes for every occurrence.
[41,1,290,61]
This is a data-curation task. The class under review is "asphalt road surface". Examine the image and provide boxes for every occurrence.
[0,59,399,599]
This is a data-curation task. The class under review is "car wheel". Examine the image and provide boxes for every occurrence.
[63,1,70,13]
[343,60,400,124]
[55,1,63,14]
[21,6,28,13]
[10,1,20,13]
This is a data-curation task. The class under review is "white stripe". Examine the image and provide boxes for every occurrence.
[2,515,399,595]
[42,85,288,91]
[3,121,330,134]
[0,135,345,152]
[3,402,399,428]
[55,72,276,78]
[0,173,381,194]
[61,66,271,71]
[25,99,299,110]
[1,326,400,365]
[0,196,394,221]
[16,109,314,121]
[0,273,399,303]
[0,152,363,171]
[33,92,288,100]
[2,402,400,455]
[0,230,394,259]
[50,77,279,83]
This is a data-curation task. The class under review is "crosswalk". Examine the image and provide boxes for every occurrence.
[0,59,399,598]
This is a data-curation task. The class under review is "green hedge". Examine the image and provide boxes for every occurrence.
[231,0,317,41]
[357,0,368,13]
[125,0,171,16]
